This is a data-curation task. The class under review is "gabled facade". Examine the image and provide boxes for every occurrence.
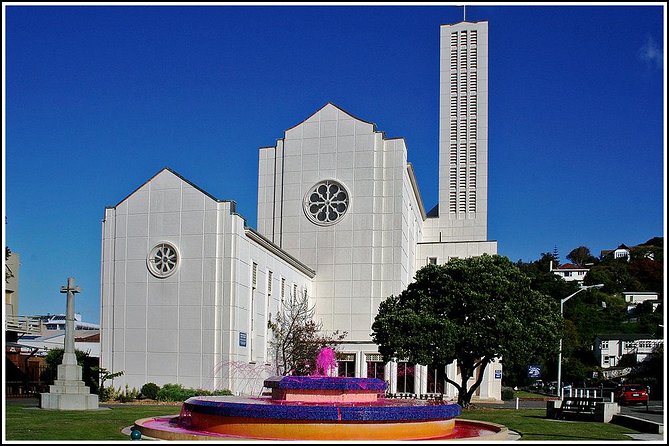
[257,102,426,341]
[100,168,314,394]
[600,244,631,262]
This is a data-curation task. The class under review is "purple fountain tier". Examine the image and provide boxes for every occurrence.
[275,375,387,391]
[181,394,461,422]
[264,375,386,403]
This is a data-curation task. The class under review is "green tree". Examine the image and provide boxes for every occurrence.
[628,258,664,295]
[516,255,580,302]
[631,302,664,336]
[584,258,641,293]
[563,290,627,348]
[268,291,346,376]
[566,246,597,266]
[371,254,562,407]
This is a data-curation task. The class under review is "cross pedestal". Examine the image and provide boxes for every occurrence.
[40,277,99,410]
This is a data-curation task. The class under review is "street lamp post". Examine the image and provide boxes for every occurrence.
[557,283,604,399]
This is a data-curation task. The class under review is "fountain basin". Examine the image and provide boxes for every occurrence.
[177,395,460,440]
[132,375,512,441]
[134,414,511,441]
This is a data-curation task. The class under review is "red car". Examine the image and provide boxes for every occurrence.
[614,384,649,405]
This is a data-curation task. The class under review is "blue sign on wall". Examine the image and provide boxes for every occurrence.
[494,370,502,379]
[527,364,541,378]
[239,332,247,347]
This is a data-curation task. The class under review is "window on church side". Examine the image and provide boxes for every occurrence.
[304,180,349,226]
[147,242,179,278]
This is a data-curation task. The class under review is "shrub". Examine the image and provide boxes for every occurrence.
[141,382,160,400]
[211,389,233,396]
[118,385,140,402]
[94,368,124,402]
[99,386,118,402]
[501,387,515,401]
[156,384,233,402]
[156,384,197,402]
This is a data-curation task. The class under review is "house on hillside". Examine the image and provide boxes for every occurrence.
[549,261,589,283]
[593,333,663,371]
[600,244,631,262]
[622,292,661,314]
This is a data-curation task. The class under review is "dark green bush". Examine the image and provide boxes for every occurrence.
[155,383,232,402]
[118,385,139,402]
[141,382,160,400]
[156,384,194,402]
[211,389,233,396]
[501,387,515,401]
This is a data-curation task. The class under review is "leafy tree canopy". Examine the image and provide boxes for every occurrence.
[371,254,562,407]
[584,259,642,294]
[566,246,597,266]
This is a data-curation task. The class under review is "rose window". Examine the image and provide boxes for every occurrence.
[304,180,350,226]
[147,242,179,278]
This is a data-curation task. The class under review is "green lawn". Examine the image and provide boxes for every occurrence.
[513,390,553,399]
[462,407,639,441]
[4,399,641,441]
[4,400,181,441]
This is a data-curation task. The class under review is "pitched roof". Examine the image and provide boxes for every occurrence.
[107,167,229,209]
[284,102,377,133]
[553,263,589,270]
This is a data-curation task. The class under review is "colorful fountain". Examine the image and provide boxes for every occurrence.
[132,349,510,440]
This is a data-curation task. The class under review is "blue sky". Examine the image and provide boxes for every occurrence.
[4,4,665,323]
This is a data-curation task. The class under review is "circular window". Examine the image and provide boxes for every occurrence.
[303,180,350,226]
[147,242,179,278]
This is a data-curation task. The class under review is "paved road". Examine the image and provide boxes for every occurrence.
[619,399,664,425]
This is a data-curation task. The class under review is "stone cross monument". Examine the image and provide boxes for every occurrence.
[40,277,99,410]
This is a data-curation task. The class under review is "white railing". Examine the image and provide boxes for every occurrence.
[564,387,615,402]
[5,315,43,335]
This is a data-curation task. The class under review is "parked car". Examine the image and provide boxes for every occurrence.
[614,384,649,405]
[529,379,544,391]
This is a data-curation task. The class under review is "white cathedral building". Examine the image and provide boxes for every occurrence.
[100,20,502,401]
